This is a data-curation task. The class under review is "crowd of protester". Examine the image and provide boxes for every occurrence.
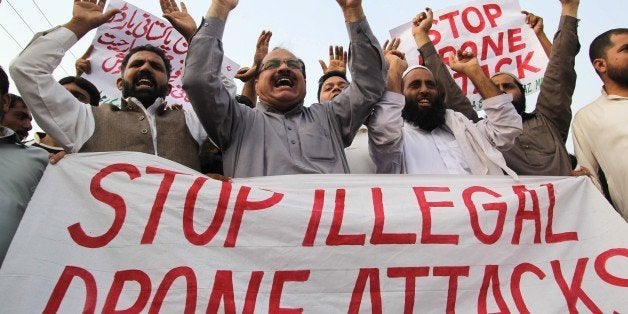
[1,0,627,266]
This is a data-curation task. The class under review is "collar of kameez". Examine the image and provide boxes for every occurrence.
[258,101,304,116]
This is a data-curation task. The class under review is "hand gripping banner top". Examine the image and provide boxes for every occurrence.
[0,152,626,313]
[390,0,550,111]
[83,0,239,108]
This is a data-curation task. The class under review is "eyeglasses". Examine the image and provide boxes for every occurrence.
[259,58,303,72]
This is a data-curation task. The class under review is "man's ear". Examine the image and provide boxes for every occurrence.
[116,77,123,91]
[593,58,607,74]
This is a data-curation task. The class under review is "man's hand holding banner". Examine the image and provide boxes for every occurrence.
[0,152,626,312]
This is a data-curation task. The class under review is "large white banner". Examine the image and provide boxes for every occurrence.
[390,0,550,111]
[1,152,626,313]
[84,0,239,107]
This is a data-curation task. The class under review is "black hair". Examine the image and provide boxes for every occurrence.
[0,67,8,96]
[589,28,628,64]
[317,70,348,102]
[120,45,173,78]
[59,76,101,106]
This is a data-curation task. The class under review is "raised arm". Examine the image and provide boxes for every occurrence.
[9,0,119,153]
[522,10,552,57]
[534,0,580,143]
[413,8,480,122]
[182,0,244,150]
[234,30,272,106]
[328,0,387,146]
[449,52,522,150]
[367,39,407,174]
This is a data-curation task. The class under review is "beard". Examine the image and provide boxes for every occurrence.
[607,63,628,88]
[121,72,169,107]
[512,93,526,115]
[402,95,446,131]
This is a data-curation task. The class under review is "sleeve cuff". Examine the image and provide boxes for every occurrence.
[197,16,226,39]
[44,27,78,51]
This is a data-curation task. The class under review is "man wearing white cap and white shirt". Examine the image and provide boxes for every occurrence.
[367,10,521,176]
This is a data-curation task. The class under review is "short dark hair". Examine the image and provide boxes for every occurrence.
[8,93,24,110]
[120,45,172,78]
[0,67,9,96]
[317,70,348,102]
[59,76,101,106]
[589,28,628,64]
[2,93,24,121]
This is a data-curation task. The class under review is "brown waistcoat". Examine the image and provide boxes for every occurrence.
[80,102,200,171]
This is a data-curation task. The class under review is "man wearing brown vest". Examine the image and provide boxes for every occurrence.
[10,0,207,171]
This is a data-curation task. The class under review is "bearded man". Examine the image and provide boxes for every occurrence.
[572,28,628,221]
[10,0,208,170]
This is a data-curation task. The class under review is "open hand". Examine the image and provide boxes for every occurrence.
[319,45,348,74]
[382,38,407,74]
[65,0,120,38]
[161,0,196,42]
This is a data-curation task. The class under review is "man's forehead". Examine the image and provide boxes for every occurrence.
[610,33,628,47]
[491,73,517,84]
[128,50,164,63]
[323,76,349,86]
[263,48,297,61]
[405,68,435,82]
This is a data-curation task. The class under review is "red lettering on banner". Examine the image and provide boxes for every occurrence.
[371,188,417,245]
[243,271,265,314]
[68,163,141,248]
[413,187,459,245]
[149,266,197,314]
[326,189,366,246]
[207,271,236,313]
[44,266,97,313]
[481,32,504,60]
[461,7,486,34]
[511,263,546,314]
[225,186,284,247]
[349,268,382,314]
[102,269,152,313]
[508,28,526,52]
[463,186,506,244]
[542,183,578,243]
[439,11,462,39]
[429,28,442,46]
[183,178,232,245]
[478,265,510,314]
[433,266,469,313]
[516,51,541,78]
[387,267,430,314]
[141,167,183,244]
[551,258,602,313]
[302,189,325,246]
[483,4,502,27]
[495,57,513,72]
[595,248,628,287]
[512,185,542,244]
[437,4,503,39]
[270,270,310,313]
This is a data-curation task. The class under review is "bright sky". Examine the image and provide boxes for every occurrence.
[0,0,626,152]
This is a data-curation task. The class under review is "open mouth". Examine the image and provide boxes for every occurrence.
[274,76,295,88]
[417,98,431,106]
[136,78,154,88]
